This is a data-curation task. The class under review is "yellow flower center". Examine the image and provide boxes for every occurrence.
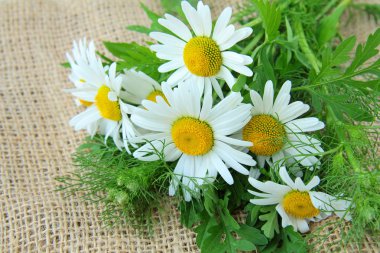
[183,37,222,77]
[146,90,168,104]
[95,85,121,121]
[283,191,320,219]
[242,114,286,156]
[171,117,214,156]
[79,99,93,107]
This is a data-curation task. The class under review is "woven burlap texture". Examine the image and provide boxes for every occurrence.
[0,0,378,252]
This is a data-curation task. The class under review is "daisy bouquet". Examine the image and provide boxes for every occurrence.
[58,0,380,252]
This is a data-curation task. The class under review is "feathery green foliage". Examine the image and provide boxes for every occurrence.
[56,135,172,228]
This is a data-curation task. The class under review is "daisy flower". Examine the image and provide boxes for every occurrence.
[242,80,325,168]
[248,167,352,233]
[120,69,168,105]
[68,62,135,152]
[131,82,257,201]
[150,1,253,98]
[66,39,106,107]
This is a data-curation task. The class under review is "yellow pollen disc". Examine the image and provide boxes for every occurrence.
[79,99,93,107]
[183,36,222,77]
[171,117,214,156]
[79,79,86,83]
[95,85,121,121]
[146,90,168,104]
[283,191,320,219]
[242,114,286,156]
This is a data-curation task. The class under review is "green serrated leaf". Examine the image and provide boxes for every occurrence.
[195,214,219,248]
[103,41,161,78]
[278,226,307,253]
[309,90,373,121]
[259,206,279,239]
[313,36,356,84]
[346,28,380,74]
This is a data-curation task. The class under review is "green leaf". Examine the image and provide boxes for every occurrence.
[61,62,70,68]
[317,0,351,45]
[252,0,281,41]
[180,201,201,228]
[126,25,151,35]
[313,36,356,84]
[245,204,262,226]
[278,226,307,253]
[309,90,373,121]
[294,20,320,72]
[261,226,307,253]
[346,28,380,74]
[103,41,162,79]
[232,75,247,92]
[237,224,268,246]
[195,214,219,248]
[259,206,279,239]
[233,239,256,251]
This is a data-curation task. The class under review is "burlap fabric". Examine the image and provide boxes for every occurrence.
[0,0,378,252]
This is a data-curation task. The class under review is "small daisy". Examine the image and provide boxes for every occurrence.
[120,69,168,105]
[150,1,253,98]
[248,167,352,233]
[131,82,257,201]
[68,63,135,152]
[241,80,325,168]
[66,39,106,107]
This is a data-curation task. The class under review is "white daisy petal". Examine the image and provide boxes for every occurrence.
[305,176,320,191]
[158,17,192,42]
[216,66,236,88]
[212,7,232,41]
[296,219,310,233]
[219,27,253,51]
[263,80,274,114]
[279,167,297,189]
[250,90,264,114]
[181,1,203,36]
[150,31,187,48]
[250,198,280,205]
[158,59,184,73]
[286,118,325,133]
[248,177,290,196]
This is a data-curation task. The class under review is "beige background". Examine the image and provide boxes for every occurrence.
[0,0,378,252]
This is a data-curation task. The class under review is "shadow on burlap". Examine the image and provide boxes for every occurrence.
[0,0,378,252]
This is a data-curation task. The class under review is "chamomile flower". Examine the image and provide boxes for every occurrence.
[150,1,253,98]
[242,80,325,168]
[131,82,256,201]
[120,69,168,105]
[66,39,106,107]
[68,63,136,152]
[248,167,352,233]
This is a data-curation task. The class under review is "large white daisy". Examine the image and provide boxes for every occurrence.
[131,82,257,201]
[68,62,135,152]
[248,167,352,233]
[241,80,325,168]
[150,1,253,98]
